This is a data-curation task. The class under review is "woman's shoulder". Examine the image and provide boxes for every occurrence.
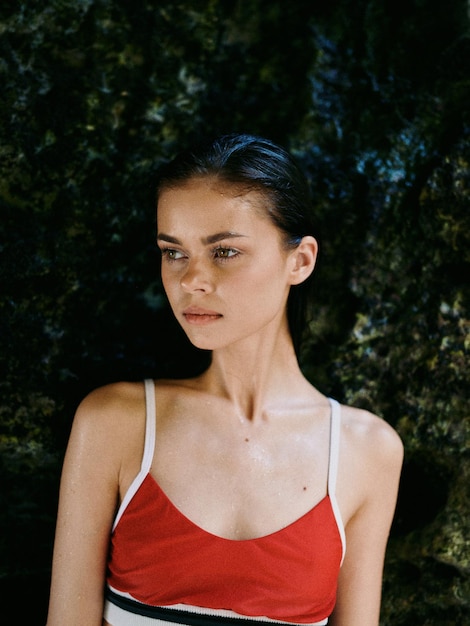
[68,382,149,475]
[73,377,201,425]
[339,403,404,470]
[76,380,146,415]
[70,381,149,446]
[336,403,404,522]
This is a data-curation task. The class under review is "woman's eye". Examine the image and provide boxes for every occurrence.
[161,248,185,261]
[213,247,238,260]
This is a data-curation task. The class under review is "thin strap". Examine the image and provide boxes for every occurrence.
[141,379,157,475]
[327,397,346,564]
[327,398,341,497]
[111,379,156,531]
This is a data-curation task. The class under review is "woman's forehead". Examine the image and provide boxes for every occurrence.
[158,177,270,217]
[160,175,267,199]
[156,179,282,243]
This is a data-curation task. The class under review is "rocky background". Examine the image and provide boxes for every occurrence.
[1,1,469,623]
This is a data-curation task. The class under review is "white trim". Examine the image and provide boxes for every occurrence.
[327,398,346,565]
[111,379,156,531]
[104,594,328,625]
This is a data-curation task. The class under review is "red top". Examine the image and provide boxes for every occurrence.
[107,474,343,624]
[106,382,345,624]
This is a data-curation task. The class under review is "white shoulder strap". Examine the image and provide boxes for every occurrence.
[327,397,346,564]
[111,379,156,531]
[327,398,341,497]
[141,378,156,474]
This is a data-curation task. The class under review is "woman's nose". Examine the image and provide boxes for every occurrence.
[180,259,214,293]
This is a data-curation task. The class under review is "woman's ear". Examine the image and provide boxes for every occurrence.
[289,236,318,285]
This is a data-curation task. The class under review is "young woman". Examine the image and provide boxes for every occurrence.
[46,134,403,626]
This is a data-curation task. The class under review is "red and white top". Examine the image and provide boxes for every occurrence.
[105,380,346,626]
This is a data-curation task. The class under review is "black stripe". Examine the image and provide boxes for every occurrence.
[105,589,302,626]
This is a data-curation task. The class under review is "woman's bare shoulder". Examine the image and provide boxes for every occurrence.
[76,380,146,416]
[73,376,207,426]
[340,404,404,469]
[336,404,404,523]
[65,381,149,480]
[71,381,148,444]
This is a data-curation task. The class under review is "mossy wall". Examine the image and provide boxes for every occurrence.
[1,1,468,623]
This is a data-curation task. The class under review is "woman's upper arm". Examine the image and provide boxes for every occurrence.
[46,383,139,626]
[330,413,404,626]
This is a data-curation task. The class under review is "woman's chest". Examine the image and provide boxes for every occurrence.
[150,419,330,541]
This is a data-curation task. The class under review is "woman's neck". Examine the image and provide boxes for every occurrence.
[196,329,312,424]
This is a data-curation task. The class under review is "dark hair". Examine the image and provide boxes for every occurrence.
[156,133,316,358]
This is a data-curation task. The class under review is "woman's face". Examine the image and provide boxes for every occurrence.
[156,177,300,352]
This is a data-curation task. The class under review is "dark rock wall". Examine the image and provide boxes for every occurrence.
[1,1,468,623]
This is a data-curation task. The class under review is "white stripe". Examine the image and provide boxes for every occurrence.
[111,379,156,531]
[103,597,328,625]
[327,398,346,565]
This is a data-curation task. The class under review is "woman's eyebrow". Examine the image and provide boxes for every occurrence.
[157,233,181,244]
[204,231,248,245]
[157,232,248,245]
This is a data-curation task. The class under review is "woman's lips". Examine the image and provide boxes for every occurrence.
[182,306,223,325]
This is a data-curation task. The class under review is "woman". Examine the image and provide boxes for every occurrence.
[46,134,403,626]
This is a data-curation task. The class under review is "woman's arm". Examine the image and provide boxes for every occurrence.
[329,411,404,626]
[46,383,144,626]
